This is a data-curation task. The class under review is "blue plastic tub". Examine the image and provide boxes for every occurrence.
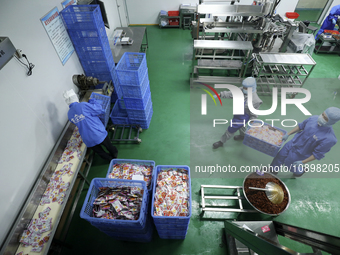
[151,165,191,239]
[128,108,153,130]
[120,70,149,98]
[243,121,287,157]
[106,159,155,193]
[124,86,151,110]
[157,226,189,239]
[80,178,149,231]
[110,100,129,125]
[89,93,110,127]
[60,5,104,30]
[81,59,113,74]
[102,215,154,242]
[126,94,152,119]
[115,52,147,85]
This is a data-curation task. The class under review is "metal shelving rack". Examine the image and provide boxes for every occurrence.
[158,14,180,28]
[191,40,253,85]
[252,53,316,95]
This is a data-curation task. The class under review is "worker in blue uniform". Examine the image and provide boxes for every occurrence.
[270,107,340,177]
[64,89,118,162]
[315,5,340,40]
[213,77,263,149]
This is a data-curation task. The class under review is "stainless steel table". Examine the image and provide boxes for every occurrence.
[110,27,148,64]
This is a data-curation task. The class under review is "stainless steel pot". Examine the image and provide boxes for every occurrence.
[242,172,291,216]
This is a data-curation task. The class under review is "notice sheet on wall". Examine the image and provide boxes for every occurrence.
[40,7,74,65]
[61,0,76,9]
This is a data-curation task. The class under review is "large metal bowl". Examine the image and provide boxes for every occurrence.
[242,172,291,216]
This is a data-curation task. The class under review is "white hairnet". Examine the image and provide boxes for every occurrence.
[242,77,257,92]
[324,107,340,126]
[63,89,79,105]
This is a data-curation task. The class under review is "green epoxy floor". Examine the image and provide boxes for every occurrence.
[61,25,340,255]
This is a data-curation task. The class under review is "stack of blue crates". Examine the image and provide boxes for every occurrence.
[60,5,122,104]
[80,178,153,242]
[111,52,153,129]
[89,92,111,127]
[151,165,192,239]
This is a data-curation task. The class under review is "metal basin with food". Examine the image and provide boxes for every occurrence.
[242,172,291,216]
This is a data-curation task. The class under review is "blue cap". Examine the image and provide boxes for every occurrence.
[324,107,340,126]
[242,77,257,92]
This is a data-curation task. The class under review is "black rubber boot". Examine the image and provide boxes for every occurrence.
[234,135,244,141]
[213,141,223,149]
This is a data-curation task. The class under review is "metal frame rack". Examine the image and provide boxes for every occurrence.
[225,220,340,255]
[314,34,340,54]
[191,40,253,86]
[252,52,316,95]
[200,185,257,216]
[158,13,180,28]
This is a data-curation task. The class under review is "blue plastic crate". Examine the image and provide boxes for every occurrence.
[129,109,153,130]
[60,5,104,30]
[126,94,152,119]
[157,227,188,240]
[243,121,287,157]
[124,86,151,110]
[74,44,114,68]
[120,70,149,98]
[151,165,191,239]
[106,159,156,193]
[112,85,122,101]
[154,222,188,230]
[81,59,113,74]
[89,93,110,127]
[102,215,154,242]
[80,178,149,230]
[91,195,151,233]
[67,26,107,38]
[115,52,147,85]
[110,100,129,125]
[72,36,110,50]
[83,71,111,85]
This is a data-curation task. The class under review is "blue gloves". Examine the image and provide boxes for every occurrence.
[282,133,290,142]
[292,161,303,167]
[213,94,218,99]
[332,18,336,25]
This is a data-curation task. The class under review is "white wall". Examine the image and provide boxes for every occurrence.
[0,0,119,246]
[127,0,199,24]
[126,0,299,24]
[296,0,328,9]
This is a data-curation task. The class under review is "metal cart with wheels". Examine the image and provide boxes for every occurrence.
[108,124,143,144]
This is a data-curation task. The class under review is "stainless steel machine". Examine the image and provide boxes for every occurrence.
[190,0,317,93]
[72,74,113,98]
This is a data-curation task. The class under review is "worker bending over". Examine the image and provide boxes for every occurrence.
[213,77,263,149]
[270,107,340,177]
[64,89,118,162]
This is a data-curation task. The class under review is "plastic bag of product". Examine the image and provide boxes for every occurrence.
[160,19,168,27]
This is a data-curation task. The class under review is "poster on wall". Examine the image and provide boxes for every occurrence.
[61,0,77,9]
[40,7,74,65]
